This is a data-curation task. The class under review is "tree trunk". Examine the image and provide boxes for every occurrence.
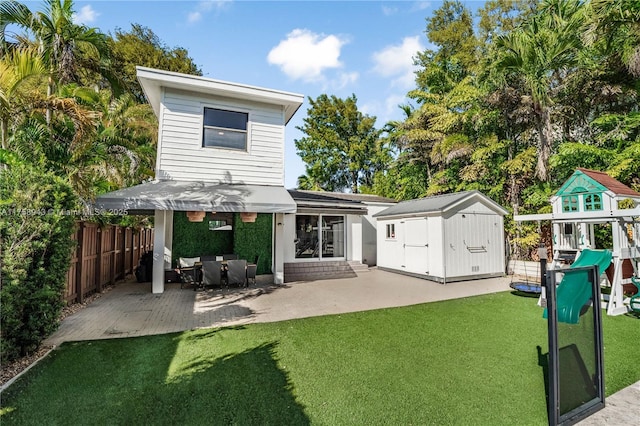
[351,171,359,193]
[535,106,553,182]
[1,119,7,150]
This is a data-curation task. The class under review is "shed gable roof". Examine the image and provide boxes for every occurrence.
[373,190,507,218]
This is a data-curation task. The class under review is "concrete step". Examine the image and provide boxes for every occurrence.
[284,261,360,283]
[348,261,370,273]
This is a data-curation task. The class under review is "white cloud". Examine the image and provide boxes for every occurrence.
[188,11,202,23]
[412,1,431,11]
[333,71,359,90]
[371,35,423,90]
[187,0,231,24]
[267,29,349,83]
[382,5,398,16]
[72,5,99,25]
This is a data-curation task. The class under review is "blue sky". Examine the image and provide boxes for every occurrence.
[64,0,448,188]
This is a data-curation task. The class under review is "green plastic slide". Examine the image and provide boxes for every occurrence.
[544,249,612,324]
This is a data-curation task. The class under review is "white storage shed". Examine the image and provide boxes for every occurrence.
[374,191,508,283]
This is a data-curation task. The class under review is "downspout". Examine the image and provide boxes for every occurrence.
[272,213,276,277]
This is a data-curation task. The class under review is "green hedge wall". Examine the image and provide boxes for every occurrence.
[171,212,233,266]
[1,164,78,362]
[233,213,272,275]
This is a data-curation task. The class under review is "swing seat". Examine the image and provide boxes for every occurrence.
[510,281,542,294]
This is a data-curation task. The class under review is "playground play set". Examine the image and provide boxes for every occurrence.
[514,168,640,317]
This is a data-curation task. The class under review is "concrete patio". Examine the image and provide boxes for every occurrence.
[45,269,512,346]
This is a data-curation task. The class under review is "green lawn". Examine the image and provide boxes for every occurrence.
[2,292,639,425]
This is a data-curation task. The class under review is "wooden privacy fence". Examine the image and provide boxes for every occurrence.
[64,222,154,304]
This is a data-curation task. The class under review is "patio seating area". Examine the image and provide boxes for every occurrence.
[176,255,258,290]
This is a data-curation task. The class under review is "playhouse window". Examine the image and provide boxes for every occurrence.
[562,196,579,212]
[386,224,395,239]
[584,194,602,211]
[203,108,248,150]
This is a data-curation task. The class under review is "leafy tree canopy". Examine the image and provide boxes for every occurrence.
[295,94,390,193]
[108,24,202,102]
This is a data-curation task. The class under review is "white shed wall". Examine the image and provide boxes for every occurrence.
[427,216,445,277]
[157,88,285,185]
[443,208,505,280]
[376,218,403,270]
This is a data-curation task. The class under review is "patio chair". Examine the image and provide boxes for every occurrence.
[222,253,239,261]
[246,255,259,285]
[201,260,224,288]
[226,259,247,288]
[178,256,200,268]
[178,257,201,289]
[179,266,200,289]
[200,255,216,262]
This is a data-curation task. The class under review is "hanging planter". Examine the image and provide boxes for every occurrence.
[240,212,257,223]
[186,211,206,222]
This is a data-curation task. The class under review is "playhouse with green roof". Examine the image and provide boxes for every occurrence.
[515,168,640,316]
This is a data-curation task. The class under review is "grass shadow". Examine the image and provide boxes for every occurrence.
[1,336,309,425]
[537,345,551,420]
[510,290,541,299]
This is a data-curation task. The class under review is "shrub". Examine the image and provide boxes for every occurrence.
[0,164,78,362]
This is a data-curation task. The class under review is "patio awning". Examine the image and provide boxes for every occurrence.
[94,180,297,215]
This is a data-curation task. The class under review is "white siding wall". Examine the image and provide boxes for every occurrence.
[427,216,444,277]
[362,203,395,266]
[347,215,362,262]
[443,206,505,280]
[283,213,296,262]
[157,88,285,185]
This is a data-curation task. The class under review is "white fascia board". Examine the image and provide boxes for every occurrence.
[136,66,304,123]
[444,192,509,216]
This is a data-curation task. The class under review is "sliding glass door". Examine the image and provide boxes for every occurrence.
[295,214,345,260]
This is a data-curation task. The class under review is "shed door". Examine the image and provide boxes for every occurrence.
[403,218,429,275]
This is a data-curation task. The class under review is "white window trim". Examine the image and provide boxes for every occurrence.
[200,105,252,153]
[292,213,347,262]
[386,223,396,240]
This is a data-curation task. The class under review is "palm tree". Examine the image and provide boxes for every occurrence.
[495,0,585,181]
[586,0,640,77]
[0,47,46,150]
[0,0,110,101]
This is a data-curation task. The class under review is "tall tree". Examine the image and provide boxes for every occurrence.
[0,47,46,149]
[0,0,110,96]
[295,94,389,193]
[109,24,202,102]
[495,0,585,181]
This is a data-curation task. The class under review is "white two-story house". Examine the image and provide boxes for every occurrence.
[96,67,304,293]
